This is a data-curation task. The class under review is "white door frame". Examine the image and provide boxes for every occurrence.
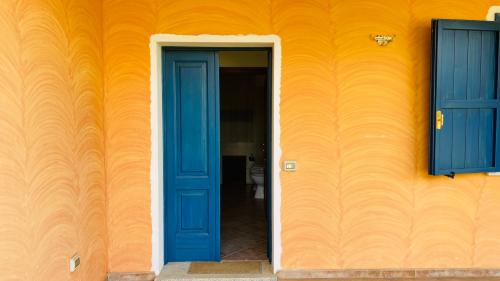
[149,34,282,274]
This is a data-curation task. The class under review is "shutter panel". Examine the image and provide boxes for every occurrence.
[430,19,500,176]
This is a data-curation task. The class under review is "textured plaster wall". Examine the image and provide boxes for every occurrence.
[103,0,500,272]
[3,1,500,279]
[0,0,107,280]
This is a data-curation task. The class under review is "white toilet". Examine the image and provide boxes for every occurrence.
[250,166,265,199]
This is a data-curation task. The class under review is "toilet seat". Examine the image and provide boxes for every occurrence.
[250,166,264,175]
[250,165,265,199]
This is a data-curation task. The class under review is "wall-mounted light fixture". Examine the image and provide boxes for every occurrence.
[371,34,395,46]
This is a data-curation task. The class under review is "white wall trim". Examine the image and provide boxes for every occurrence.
[486,6,500,21]
[149,34,282,274]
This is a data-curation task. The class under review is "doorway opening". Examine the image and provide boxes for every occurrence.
[219,51,270,261]
[160,46,273,265]
[150,35,282,273]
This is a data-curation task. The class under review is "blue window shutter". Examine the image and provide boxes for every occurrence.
[430,19,500,176]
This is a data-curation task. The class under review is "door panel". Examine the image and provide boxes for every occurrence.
[163,50,220,262]
[177,62,208,175]
[266,50,272,260]
[430,20,500,175]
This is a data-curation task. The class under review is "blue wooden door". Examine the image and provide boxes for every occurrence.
[163,50,220,261]
[430,20,500,176]
[266,50,272,261]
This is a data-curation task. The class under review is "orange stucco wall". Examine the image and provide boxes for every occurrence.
[0,1,107,280]
[103,0,500,272]
[4,1,500,279]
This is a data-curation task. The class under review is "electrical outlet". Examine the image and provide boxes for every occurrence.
[69,254,80,272]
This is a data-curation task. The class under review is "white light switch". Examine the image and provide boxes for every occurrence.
[283,160,297,172]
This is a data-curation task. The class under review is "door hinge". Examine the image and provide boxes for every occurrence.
[436,110,444,130]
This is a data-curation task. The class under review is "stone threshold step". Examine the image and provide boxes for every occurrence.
[156,261,276,281]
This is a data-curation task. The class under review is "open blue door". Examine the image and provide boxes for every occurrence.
[430,19,500,176]
[163,50,220,261]
[266,50,272,261]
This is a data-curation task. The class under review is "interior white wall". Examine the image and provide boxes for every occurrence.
[149,34,282,274]
[219,51,268,67]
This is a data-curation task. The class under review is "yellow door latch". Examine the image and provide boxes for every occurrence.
[436,110,444,130]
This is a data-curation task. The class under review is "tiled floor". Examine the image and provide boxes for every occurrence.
[221,184,268,260]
